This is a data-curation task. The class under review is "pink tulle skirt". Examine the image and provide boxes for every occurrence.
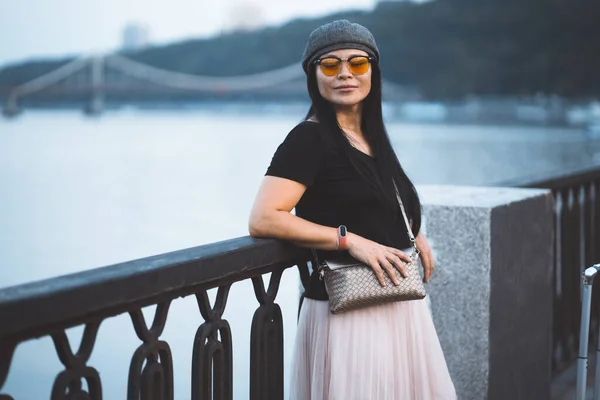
[289,294,457,400]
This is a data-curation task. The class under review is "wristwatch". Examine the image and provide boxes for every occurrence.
[337,225,348,250]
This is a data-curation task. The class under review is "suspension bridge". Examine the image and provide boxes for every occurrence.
[1,54,414,118]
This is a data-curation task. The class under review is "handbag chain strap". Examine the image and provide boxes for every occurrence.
[393,181,419,259]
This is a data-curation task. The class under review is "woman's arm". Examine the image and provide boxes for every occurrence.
[248,176,338,250]
[249,176,413,286]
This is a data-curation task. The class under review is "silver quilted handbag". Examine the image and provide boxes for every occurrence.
[315,183,426,314]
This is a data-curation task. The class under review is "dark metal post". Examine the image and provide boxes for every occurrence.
[576,264,600,400]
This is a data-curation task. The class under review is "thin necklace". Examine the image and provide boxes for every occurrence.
[343,130,370,155]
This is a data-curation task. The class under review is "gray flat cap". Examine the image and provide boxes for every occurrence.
[301,19,380,74]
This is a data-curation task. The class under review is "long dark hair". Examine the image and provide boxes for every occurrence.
[304,60,422,237]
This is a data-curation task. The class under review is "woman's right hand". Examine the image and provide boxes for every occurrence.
[346,233,413,287]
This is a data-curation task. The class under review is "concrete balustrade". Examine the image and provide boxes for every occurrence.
[419,185,555,400]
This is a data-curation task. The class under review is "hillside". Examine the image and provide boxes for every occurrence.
[1,0,598,100]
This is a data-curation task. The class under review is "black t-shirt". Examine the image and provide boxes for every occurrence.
[265,120,413,300]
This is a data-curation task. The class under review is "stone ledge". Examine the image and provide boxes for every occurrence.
[417,185,554,400]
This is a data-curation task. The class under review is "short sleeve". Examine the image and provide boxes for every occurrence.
[265,122,326,187]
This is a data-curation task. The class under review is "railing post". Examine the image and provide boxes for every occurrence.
[50,320,103,400]
[595,318,600,400]
[250,271,284,400]
[0,339,16,400]
[192,286,233,400]
[576,265,600,400]
[128,302,174,400]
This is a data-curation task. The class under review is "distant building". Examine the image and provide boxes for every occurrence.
[122,23,151,51]
[222,2,265,34]
[376,0,431,3]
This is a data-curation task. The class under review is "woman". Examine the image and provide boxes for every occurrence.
[249,20,456,400]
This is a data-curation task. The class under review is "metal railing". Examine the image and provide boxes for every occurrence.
[0,237,312,400]
[492,163,600,375]
[1,163,598,398]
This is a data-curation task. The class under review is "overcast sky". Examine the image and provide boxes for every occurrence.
[0,0,377,66]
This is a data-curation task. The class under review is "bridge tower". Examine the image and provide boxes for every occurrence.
[2,96,20,118]
[84,56,105,116]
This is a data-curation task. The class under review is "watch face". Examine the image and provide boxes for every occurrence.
[339,225,347,236]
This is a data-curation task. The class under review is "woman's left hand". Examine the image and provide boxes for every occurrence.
[415,231,434,283]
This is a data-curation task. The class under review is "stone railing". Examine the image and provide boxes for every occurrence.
[492,163,600,375]
[418,185,554,399]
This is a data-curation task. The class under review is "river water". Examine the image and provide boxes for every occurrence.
[0,108,597,399]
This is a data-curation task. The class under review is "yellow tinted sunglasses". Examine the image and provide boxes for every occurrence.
[313,55,374,76]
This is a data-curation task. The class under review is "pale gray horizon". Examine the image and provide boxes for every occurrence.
[0,0,380,67]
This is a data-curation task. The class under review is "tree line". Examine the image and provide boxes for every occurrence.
[1,0,598,100]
